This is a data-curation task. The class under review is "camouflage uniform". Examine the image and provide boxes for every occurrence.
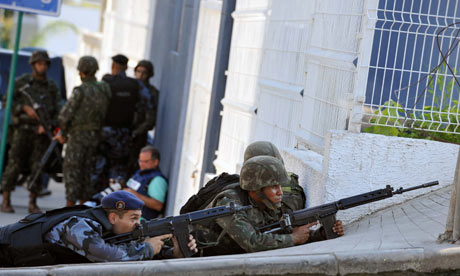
[1,73,61,193]
[197,156,322,256]
[44,216,154,262]
[59,61,111,202]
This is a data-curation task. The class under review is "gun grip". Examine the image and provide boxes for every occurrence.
[172,217,195,258]
[319,215,338,240]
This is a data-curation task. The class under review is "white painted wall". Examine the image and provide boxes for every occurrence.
[215,0,369,174]
[213,0,459,223]
[213,0,270,174]
[66,0,155,92]
[283,130,458,223]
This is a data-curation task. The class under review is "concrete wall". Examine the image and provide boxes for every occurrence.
[283,130,458,223]
[214,0,369,175]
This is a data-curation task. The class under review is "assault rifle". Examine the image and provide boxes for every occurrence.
[28,130,61,189]
[19,85,62,188]
[104,203,251,257]
[259,181,439,239]
[19,84,57,142]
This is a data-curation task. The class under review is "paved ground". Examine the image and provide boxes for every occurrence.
[0,180,66,226]
[1,184,460,275]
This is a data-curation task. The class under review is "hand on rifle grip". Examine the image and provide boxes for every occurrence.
[173,234,197,258]
[146,233,172,255]
[333,220,344,236]
[291,221,318,245]
[23,105,40,121]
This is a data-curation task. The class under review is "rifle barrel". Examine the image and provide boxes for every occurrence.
[393,181,439,194]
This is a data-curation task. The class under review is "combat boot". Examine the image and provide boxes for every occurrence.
[1,191,15,213]
[28,192,41,213]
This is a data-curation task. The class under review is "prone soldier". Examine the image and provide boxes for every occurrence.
[0,190,197,267]
[196,155,344,256]
[1,50,61,214]
[55,56,111,207]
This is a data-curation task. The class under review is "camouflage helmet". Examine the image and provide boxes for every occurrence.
[135,60,154,78]
[29,50,51,65]
[243,141,284,164]
[77,55,99,75]
[240,155,290,191]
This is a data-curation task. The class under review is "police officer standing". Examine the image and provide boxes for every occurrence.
[55,56,111,207]
[127,60,159,176]
[98,54,141,182]
[1,50,61,214]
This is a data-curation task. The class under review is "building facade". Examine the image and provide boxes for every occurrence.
[75,0,459,221]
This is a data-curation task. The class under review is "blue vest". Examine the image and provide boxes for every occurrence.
[127,168,166,220]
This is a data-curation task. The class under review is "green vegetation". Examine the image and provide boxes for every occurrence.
[25,20,78,48]
[0,9,14,48]
[364,65,460,145]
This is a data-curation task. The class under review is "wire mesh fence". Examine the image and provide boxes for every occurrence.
[363,0,460,140]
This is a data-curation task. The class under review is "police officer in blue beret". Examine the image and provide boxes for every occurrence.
[0,191,197,266]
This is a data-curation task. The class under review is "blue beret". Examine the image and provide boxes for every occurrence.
[112,54,128,66]
[102,191,144,210]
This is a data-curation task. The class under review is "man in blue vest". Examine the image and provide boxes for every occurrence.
[123,145,167,220]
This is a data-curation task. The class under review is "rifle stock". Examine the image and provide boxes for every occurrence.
[27,132,60,189]
[104,203,251,257]
[260,181,439,239]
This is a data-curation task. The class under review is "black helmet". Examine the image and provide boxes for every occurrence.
[29,50,51,65]
[135,60,154,78]
[77,56,99,75]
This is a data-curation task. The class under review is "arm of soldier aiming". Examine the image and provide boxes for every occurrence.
[105,204,251,257]
[260,181,439,239]
[46,217,155,262]
[213,196,294,253]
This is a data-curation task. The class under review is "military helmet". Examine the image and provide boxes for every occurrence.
[77,55,99,75]
[29,50,51,65]
[243,141,284,164]
[135,60,154,78]
[240,155,290,191]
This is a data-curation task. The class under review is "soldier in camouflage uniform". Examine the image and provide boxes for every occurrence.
[0,191,197,266]
[55,56,111,207]
[243,141,306,211]
[196,156,344,256]
[127,60,160,176]
[1,50,61,214]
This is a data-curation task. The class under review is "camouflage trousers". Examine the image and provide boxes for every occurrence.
[64,130,100,202]
[1,128,49,193]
